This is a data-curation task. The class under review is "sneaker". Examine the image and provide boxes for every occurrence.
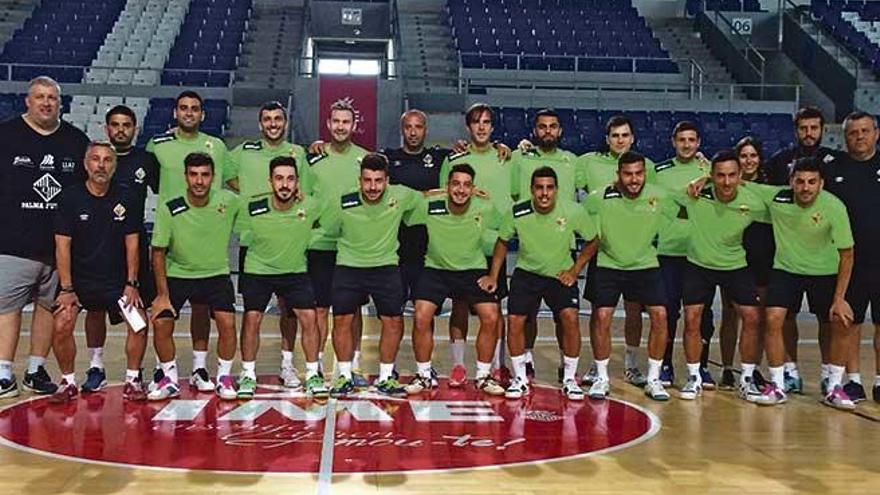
[189,368,214,392]
[822,385,856,411]
[737,377,762,403]
[843,381,867,403]
[216,375,237,400]
[504,376,530,399]
[429,367,440,388]
[279,367,302,389]
[580,363,598,386]
[562,379,585,401]
[624,367,647,387]
[329,376,354,397]
[644,379,670,401]
[679,375,703,400]
[753,369,766,388]
[588,377,610,400]
[699,367,716,390]
[784,372,803,394]
[525,362,536,382]
[448,364,467,388]
[375,378,406,397]
[475,375,505,396]
[122,380,147,401]
[755,383,787,406]
[48,380,78,404]
[23,366,58,395]
[492,366,512,387]
[405,374,435,395]
[0,377,19,399]
[874,383,880,403]
[148,367,165,393]
[80,367,107,393]
[719,369,736,391]
[659,364,674,387]
[305,374,329,398]
[147,377,180,401]
[237,375,257,400]
[351,369,370,389]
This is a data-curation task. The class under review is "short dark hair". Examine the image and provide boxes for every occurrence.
[269,155,298,176]
[176,90,203,106]
[259,101,287,121]
[618,150,645,169]
[105,104,137,125]
[791,156,822,176]
[184,152,214,171]
[673,121,700,138]
[465,103,494,126]
[530,166,557,186]
[606,115,634,136]
[710,148,740,172]
[360,152,388,173]
[533,108,559,126]
[794,106,825,128]
[449,163,476,181]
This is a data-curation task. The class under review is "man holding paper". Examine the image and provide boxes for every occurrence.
[49,142,148,404]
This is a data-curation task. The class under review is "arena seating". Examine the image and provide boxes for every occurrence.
[138,98,229,146]
[811,0,880,73]
[448,0,679,73]
[162,0,253,87]
[0,0,126,82]
[686,0,764,14]
[0,93,71,122]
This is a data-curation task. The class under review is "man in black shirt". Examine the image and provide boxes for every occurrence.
[825,110,880,403]
[49,142,147,404]
[0,76,89,398]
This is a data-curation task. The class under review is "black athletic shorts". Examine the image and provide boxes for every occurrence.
[847,264,880,324]
[582,255,598,302]
[163,275,236,319]
[508,268,579,316]
[487,256,509,300]
[307,249,336,308]
[76,284,125,325]
[237,246,248,294]
[592,267,666,308]
[682,262,759,307]
[412,267,497,307]
[765,269,836,322]
[240,272,315,313]
[332,265,404,317]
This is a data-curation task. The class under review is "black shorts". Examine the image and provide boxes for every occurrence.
[507,268,579,316]
[76,284,125,325]
[765,269,836,321]
[582,255,599,302]
[399,256,425,303]
[240,272,315,313]
[412,267,497,307]
[682,262,758,307]
[847,264,880,324]
[237,246,248,294]
[307,249,336,307]
[164,275,236,319]
[332,265,404,317]
[592,267,666,308]
[487,256,509,300]
[746,252,772,288]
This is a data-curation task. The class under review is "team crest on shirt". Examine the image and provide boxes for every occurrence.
[555,216,567,230]
[388,197,399,209]
[32,173,62,202]
[113,203,127,221]
[205,141,214,151]
[218,203,227,214]
[423,154,434,168]
[811,212,823,225]
[296,207,307,220]
[134,167,146,183]
[647,196,658,211]
[473,213,483,226]
[738,204,751,216]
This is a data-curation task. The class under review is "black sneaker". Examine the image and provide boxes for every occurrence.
[873,383,880,403]
[81,367,107,393]
[719,369,736,391]
[752,369,766,388]
[0,376,19,398]
[23,366,58,395]
[843,381,867,403]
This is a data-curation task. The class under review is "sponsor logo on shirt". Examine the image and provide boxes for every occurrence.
[39,154,55,171]
[12,155,33,168]
[61,157,76,173]
[134,167,146,184]
[834,176,844,183]
[113,203,127,221]
[79,213,89,221]
[32,173,62,202]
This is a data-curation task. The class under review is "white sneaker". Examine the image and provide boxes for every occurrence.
[475,375,505,396]
[679,375,703,400]
[581,363,598,386]
[738,377,762,403]
[624,367,648,386]
[215,375,237,400]
[588,377,610,400]
[505,376,530,399]
[644,379,670,401]
[189,368,214,392]
[562,379,585,401]
[147,377,180,401]
[754,383,787,407]
[279,367,302,389]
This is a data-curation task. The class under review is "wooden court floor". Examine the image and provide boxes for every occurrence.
[0,312,878,495]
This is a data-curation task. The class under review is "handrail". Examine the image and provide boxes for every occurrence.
[782,0,862,84]
[712,9,766,83]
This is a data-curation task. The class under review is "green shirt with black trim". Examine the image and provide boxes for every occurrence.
[305,143,368,251]
[577,151,656,194]
[146,130,229,202]
[653,156,711,257]
[509,147,579,202]
[151,188,239,278]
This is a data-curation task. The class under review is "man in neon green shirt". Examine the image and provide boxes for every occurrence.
[145,91,229,392]
[323,154,421,397]
[226,101,309,389]
[481,167,598,400]
[148,153,239,401]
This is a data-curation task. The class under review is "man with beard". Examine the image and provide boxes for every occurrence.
[236,156,327,399]
[226,101,309,389]
[49,142,148,403]
[146,91,228,393]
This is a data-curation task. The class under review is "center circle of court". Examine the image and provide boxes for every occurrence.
[0,377,659,474]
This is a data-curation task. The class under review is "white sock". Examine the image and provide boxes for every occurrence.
[416,361,432,378]
[352,350,362,370]
[161,360,179,383]
[88,347,105,369]
[492,339,502,368]
[241,361,256,379]
[510,354,527,380]
[784,361,799,378]
[337,361,352,379]
[595,358,609,381]
[305,361,319,379]
[192,350,208,371]
[848,372,862,384]
[524,349,534,364]
[0,360,13,381]
[828,364,845,390]
[379,362,395,382]
[217,358,233,378]
[686,362,701,384]
[62,373,76,385]
[125,369,140,382]
[27,355,45,374]
[563,356,579,382]
[451,340,465,366]
[741,363,756,385]
[475,361,491,379]
[625,345,639,369]
[769,366,785,390]
[281,350,294,369]
[647,358,662,382]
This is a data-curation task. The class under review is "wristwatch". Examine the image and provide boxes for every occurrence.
[126,279,141,289]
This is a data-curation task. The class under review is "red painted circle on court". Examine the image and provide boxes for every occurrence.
[0,376,659,474]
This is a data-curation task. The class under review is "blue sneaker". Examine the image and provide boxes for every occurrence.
[81,367,107,393]
[784,371,803,394]
[330,376,355,397]
[699,367,716,390]
[659,364,674,387]
[375,378,406,397]
[351,369,370,388]
[23,366,58,395]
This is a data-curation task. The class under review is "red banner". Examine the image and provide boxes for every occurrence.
[318,76,378,150]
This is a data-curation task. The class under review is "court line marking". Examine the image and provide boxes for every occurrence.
[316,398,337,495]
